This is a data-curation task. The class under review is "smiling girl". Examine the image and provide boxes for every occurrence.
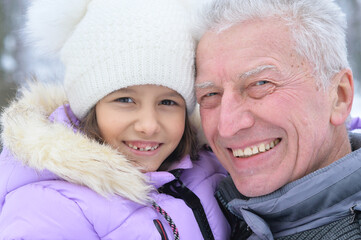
[95,85,188,173]
[0,0,230,239]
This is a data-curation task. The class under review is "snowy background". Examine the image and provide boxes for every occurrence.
[0,0,360,117]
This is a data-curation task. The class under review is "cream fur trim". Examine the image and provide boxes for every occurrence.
[1,82,152,204]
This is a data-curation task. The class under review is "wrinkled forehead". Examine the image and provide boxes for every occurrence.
[197,19,293,60]
[195,19,298,79]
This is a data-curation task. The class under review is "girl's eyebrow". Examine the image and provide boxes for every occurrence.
[161,91,183,98]
[115,88,182,99]
[116,88,135,93]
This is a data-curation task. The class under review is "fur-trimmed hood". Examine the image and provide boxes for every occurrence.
[0,82,156,204]
[1,82,206,204]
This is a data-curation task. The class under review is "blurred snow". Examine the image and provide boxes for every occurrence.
[352,90,361,117]
[1,52,17,72]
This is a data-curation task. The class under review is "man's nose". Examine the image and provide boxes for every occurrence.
[217,93,255,138]
[134,108,161,136]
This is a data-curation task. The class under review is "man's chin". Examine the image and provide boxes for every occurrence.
[232,176,280,198]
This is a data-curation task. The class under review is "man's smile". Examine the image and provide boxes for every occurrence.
[231,138,281,158]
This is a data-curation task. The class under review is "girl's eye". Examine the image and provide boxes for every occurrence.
[160,99,177,106]
[115,97,134,103]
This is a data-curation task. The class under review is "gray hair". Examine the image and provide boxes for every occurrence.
[194,0,349,88]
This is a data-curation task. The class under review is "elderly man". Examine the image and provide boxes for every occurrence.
[195,0,361,239]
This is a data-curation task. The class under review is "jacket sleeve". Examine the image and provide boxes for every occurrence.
[0,183,99,240]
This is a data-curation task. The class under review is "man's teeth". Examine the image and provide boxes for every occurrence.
[232,139,280,158]
[127,143,159,151]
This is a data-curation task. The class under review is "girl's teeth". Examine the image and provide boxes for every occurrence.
[126,143,159,151]
[233,139,281,158]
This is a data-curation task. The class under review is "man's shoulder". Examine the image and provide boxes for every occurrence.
[216,176,247,204]
[350,132,361,151]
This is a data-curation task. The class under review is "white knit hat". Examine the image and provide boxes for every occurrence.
[26,0,197,119]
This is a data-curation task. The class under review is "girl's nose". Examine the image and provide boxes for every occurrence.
[134,108,161,136]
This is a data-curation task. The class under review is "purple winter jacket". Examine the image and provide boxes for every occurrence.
[0,83,230,239]
[349,117,361,131]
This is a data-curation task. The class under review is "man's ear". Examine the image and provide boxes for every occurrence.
[330,69,354,126]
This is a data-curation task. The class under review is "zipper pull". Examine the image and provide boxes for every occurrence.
[349,204,357,223]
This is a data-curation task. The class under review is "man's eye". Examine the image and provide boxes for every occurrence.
[255,80,269,86]
[161,99,177,106]
[198,92,221,109]
[248,80,276,99]
[206,92,218,97]
[115,97,134,103]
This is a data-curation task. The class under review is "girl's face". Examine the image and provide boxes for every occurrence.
[96,84,186,172]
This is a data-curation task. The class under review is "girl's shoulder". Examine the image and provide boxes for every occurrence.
[192,148,227,175]
[349,117,361,133]
[179,148,228,190]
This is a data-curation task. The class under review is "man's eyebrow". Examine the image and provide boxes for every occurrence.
[239,65,277,79]
[195,65,277,90]
[195,82,215,89]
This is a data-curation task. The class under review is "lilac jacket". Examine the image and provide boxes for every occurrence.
[349,117,361,131]
[0,83,230,239]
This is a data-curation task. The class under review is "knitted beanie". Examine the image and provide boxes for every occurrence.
[26,0,196,119]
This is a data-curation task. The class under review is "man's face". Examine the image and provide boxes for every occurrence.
[196,19,342,197]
